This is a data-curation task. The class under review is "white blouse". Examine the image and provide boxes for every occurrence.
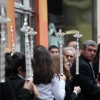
[35,75,66,100]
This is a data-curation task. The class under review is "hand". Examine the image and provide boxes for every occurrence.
[74,86,81,94]
[95,74,99,83]
[97,81,100,86]
[5,48,11,53]
[60,74,66,81]
[33,84,40,98]
[23,80,33,93]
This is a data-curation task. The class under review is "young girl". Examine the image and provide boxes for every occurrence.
[33,45,66,100]
[52,54,81,100]
[5,51,40,100]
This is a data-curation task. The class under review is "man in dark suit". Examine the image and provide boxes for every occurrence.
[70,40,100,100]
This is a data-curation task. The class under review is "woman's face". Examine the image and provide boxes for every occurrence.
[64,58,70,70]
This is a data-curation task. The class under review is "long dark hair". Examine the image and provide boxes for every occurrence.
[52,54,72,80]
[33,45,54,84]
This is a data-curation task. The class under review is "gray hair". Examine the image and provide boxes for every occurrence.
[82,40,98,49]
[63,47,76,56]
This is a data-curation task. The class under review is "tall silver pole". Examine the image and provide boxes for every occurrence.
[97,0,100,44]
[27,28,37,58]
[0,6,10,83]
[73,31,82,75]
[98,35,100,73]
[10,26,15,55]
[56,29,65,75]
[21,14,33,80]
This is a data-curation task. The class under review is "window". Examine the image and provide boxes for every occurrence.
[48,0,93,47]
[14,0,35,52]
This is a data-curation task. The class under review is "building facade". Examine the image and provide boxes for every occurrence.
[0,0,98,52]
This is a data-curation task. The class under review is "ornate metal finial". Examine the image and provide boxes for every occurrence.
[56,29,65,75]
[21,14,33,80]
[0,6,11,23]
[10,26,15,55]
[73,31,82,75]
[0,6,11,83]
[27,28,37,58]
[1,6,5,16]
[21,14,30,32]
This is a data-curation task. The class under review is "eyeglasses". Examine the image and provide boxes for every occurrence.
[65,55,74,58]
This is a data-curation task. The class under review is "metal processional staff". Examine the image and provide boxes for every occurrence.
[98,35,100,81]
[97,44,100,82]
[0,6,10,100]
[27,28,37,58]
[73,31,82,85]
[21,14,33,80]
[56,29,65,75]
[10,26,15,55]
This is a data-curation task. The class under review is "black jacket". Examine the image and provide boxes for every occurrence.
[64,79,77,100]
[9,75,40,100]
[70,55,100,100]
[2,78,17,100]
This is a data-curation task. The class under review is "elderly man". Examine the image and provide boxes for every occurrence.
[63,47,76,67]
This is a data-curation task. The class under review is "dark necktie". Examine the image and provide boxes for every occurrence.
[89,62,95,79]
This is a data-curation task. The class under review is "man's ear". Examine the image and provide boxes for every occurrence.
[81,48,84,54]
[17,66,23,74]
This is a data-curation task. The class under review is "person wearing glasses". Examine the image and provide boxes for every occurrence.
[63,47,76,68]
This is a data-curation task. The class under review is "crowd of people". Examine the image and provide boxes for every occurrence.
[1,40,100,100]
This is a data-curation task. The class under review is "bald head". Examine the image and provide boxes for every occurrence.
[68,41,77,49]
